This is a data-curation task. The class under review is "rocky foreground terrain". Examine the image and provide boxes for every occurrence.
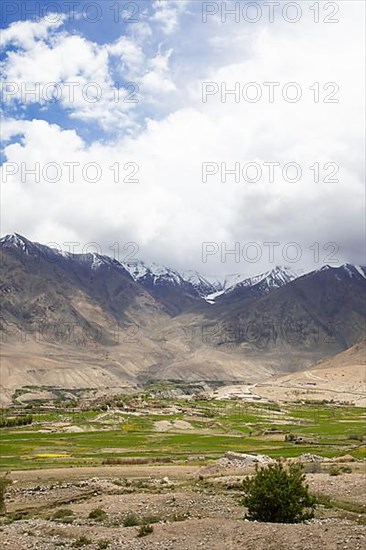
[1,459,365,549]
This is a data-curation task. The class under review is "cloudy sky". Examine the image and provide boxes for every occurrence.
[1,0,365,277]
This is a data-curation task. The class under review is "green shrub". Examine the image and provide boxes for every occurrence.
[123,512,139,527]
[137,524,153,537]
[170,512,186,522]
[88,508,107,521]
[72,536,92,547]
[52,508,74,522]
[0,414,33,428]
[97,540,110,549]
[328,466,341,476]
[0,475,11,515]
[242,462,316,523]
[347,434,363,441]
[10,511,29,521]
[141,514,160,524]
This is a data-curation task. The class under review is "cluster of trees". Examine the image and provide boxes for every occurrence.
[0,414,33,428]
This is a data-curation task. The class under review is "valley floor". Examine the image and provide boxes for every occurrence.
[1,388,365,548]
[1,465,366,549]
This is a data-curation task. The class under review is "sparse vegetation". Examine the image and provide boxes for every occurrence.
[123,512,140,527]
[0,415,33,428]
[72,536,92,547]
[9,510,30,521]
[242,463,316,523]
[137,523,154,537]
[0,474,11,514]
[316,494,366,515]
[88,507,107,521]
[52,508,74,519]
[52,508,75,523]
[329,465,342,476]
[328,465,352,476]
[142,514,161,524]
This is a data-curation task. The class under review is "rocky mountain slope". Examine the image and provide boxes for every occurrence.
[211,264,366,356]
[0,234,365,400]
[207,266,301,305]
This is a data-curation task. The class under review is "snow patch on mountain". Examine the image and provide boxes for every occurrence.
[123,260,184,286]
[181,270,222,296]
[2,234,364,301]
[205,266,302,302]
[354,265,366,279]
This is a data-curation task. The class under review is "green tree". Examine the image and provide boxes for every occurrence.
[242,462,316,523]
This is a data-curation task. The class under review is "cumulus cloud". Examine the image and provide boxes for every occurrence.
[152,0,190,35]
[0,11,177,130]
[1,1,365,276]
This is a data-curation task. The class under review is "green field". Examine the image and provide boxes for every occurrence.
[0,398,365,470]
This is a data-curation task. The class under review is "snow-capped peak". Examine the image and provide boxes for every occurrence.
[341,263,366,279]
[122,260,184,286]
[315,264,366,280]
[353,265,366,279]
[181,270,222,296]
[122,260,149,281]
[1,233,32,251]
[0,233,124,272]
[260,265,300,287]
[204,266,301,302]
[84,252,116,270]
[0,233,55,257]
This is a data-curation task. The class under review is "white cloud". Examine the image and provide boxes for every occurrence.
[152,0,189,35]
[1,2,365,276]
[0,13,178,130]
[0,16,65,49]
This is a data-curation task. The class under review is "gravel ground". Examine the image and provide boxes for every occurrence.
[1,467,365,549]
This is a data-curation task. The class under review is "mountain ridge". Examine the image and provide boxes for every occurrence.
[0,233,335,303]
[1,233,365,402]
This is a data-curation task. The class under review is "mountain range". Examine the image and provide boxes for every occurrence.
[0,233,365,402]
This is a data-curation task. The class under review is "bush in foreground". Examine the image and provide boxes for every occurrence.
[242,462,316,523]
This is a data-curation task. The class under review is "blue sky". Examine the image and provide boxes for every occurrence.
[1,1,197,142]
[1,1,365,274]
